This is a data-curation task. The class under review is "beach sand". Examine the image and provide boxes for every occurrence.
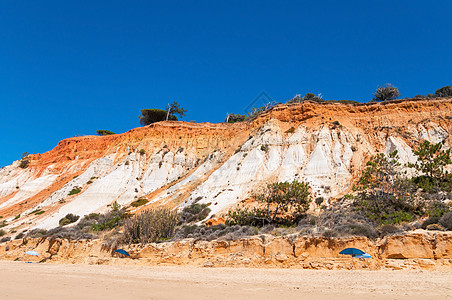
[0,261,451,299]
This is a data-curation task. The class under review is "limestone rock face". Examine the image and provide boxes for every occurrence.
[0,99,451,232]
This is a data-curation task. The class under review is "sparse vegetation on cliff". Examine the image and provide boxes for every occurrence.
[68,187,81,196]
[130,198,148,207]
[59,213,80,226]
[352,141,451,226]
[96,130,116,136]
[180,203,211,224]
[18,152,30,169]
[226,180,311,227]
[287,93,324,103]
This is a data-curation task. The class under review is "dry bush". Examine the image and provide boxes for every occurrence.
[173,224,258,241]
[123,208,179,244]
[426,223,445,231]
[180,203,211,224]
[439,212,452,230]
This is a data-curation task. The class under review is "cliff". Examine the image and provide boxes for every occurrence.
[0,98,451,232]
[1,231,451,270]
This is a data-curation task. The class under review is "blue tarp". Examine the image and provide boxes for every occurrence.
[114,249,130,257]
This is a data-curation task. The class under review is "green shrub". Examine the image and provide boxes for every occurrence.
[0,229,5,237]
[123,208,179,244]
[68,187,81,196]
[439,212,452,230]
[285,127,295,134]
[13,214,20,220]
[65,203,127,234]
[180,203,211,224]
[226,113,247,123]
[130,198,149,207]
[96,130,115,136]
[18,152,30,169]
[28,209,45,215]
[435,86,452,98]
[139,109,178,126]
[426,201,450,218]
[226,207,264,227]
[380,211,414,224]
[90,214,122,231]
[59,214,80,226]
[138,149,146,155]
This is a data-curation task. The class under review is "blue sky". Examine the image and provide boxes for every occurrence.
[1,1,451,167]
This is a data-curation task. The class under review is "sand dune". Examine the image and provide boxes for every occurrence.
[0,261,451,299]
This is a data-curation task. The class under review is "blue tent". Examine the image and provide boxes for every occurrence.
[114,249,130,257]
[24,250,39,256]
[355,253,371,259]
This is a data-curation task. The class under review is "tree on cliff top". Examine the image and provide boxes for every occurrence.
[139,101,186,126]
[373,84,400,102]
[435,86,452,98]
[166,101,187,120]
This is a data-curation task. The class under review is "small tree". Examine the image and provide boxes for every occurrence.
[166,101,187,121]
[435,86,452,98]
[354,151,421,224]
[19,152,30,169]
[373,84,400,102]
[227,180,311,226]
[409,141,451,193]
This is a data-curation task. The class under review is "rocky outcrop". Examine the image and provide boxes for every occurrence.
[0,98,451,233]
[1,231,451,270]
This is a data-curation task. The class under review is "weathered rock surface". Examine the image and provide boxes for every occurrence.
[0,99,451,233]
[1,231,451,271]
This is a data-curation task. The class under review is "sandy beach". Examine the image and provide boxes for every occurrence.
[0,261,450,299]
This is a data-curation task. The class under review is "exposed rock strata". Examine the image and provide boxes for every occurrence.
[1,231,451,271]
[0,99,451,231]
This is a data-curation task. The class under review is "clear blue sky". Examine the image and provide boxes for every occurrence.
[1,1,451,167]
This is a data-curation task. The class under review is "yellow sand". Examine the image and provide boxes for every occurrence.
[0,261,451,299]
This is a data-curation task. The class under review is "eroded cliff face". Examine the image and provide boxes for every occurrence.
[1,231,451,270]
[0,99,451,232]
